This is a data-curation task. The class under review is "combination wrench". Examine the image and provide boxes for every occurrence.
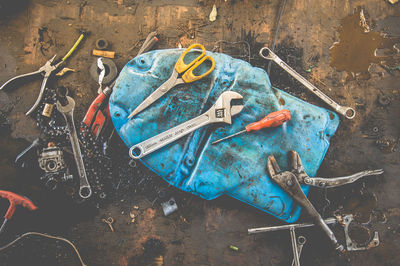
[56,89,92,199]
[129,91,244,159]
[259,47,355,119]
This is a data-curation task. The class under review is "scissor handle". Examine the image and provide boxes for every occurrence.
[181,55,215,83]
[175,43,206,73]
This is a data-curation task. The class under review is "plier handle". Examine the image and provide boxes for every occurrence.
[0,54,63,115]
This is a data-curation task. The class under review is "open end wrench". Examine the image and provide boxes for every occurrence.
[291,235,306,266]
[129,91,244,159]
[259,47,355,120]
[56,93,92,199]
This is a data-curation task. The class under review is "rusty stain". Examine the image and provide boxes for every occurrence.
[330,8,400,80]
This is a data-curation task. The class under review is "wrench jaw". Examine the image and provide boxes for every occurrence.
[210,91,244,124]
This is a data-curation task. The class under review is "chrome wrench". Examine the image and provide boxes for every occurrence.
[129,91,244,159]
[56,92,92,199]
[291,235,307,266]
[259,47,355,119]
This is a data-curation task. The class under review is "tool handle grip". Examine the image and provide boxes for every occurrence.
[0,190,38,220]
[245,109,291,132]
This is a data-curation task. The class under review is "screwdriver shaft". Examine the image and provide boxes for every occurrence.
[211,129,246,145]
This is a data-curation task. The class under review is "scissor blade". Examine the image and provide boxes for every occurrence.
[128,72,179,118]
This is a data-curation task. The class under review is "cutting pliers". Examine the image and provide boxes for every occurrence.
[0,33,85,115]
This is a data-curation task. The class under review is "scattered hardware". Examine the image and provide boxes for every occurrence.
[56,88,92,199]
[95,38,109,50]
[92,49,115,58]
[38,142,73,190]
[259,47,356,119]
[209,4,217,22]
[128,43,215,118]
[56,67,77,77]
[102,217,115,232]
[211,109,291,145]
[266,151,383,251]
[89,58,118,87]
[0,191,38,235]
[161,197,178,216]
[0,232,87,266]
[0,34,84,115]
[129,91,244,159]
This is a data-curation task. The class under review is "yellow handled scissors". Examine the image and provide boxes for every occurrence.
[128,43,215,118]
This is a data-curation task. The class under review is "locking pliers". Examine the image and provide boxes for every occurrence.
[266,150,383,252]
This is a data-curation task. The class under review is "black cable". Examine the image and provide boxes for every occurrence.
[267,0,288,75]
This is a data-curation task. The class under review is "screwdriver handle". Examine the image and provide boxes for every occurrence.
[245,109,291,132]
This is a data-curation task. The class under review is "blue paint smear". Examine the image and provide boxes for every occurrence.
[110,49,340,223]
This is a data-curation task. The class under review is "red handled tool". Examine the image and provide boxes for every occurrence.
[0,190,38,235]
[211,109,291,145]
[82,86,112,139]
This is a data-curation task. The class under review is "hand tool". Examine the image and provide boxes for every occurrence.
[292,235,306,266]
[266,150,383,252]
[0,190,38,235]
[15,138,40,166]
[290,227,300,266]
[259,47,356,120]
[211,109,291,145]
[129,91,244,159]
[137,31,158,56]
[102,217,114,232]
[0,33,85,115]
[56,88,92,199]
[127,43,216,118]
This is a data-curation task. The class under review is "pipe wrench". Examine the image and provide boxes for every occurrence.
[129,91,244,159]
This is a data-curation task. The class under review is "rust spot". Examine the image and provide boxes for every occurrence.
[279,98,285,105]
[329,113,335,120]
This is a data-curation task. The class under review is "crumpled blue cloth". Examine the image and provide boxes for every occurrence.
[109,49,339,222]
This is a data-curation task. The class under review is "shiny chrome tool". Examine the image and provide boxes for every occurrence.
[259,47,356,119]
[128,43,215,118]
[0,34,85,116]
[266,151,383,252]
[56,89,92,199]
[129,91,244,159]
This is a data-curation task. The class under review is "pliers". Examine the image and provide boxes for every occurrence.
[0,33,85,115]
[0,55,62,115]
[266,150,383,252]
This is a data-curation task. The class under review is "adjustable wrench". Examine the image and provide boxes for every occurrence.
[259,47,355,119]
[56,91,92,199]
[129,91,244,159]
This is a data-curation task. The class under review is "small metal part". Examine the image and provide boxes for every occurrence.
[90,58,118,85]
[38,145,67,173]
[96,38,109,50]
[102,217,114,232]
[259,47,355,119]
[229,245,239,251]
[42,103,54,117]
[129,91,244,159]
[161,197,178,216]
[56,92,92,199]
[340,214,380,251]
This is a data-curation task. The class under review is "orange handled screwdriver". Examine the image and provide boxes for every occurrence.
[211,109,291,145]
